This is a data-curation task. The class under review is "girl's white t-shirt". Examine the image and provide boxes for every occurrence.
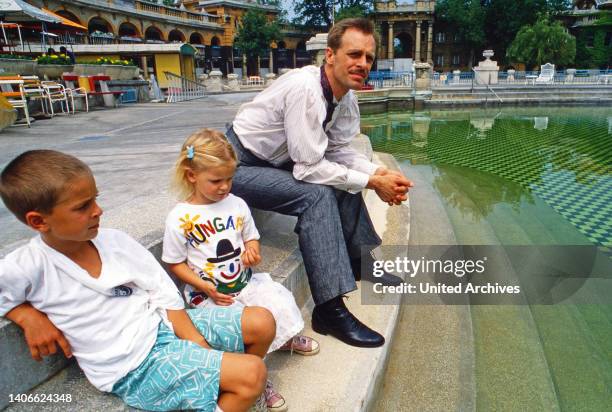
[0,229,185,392]
[162,194,260,306]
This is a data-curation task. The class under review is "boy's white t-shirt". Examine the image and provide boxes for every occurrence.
[0,229,185,392]
[162,194,260,305]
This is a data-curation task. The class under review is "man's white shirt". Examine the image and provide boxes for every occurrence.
[232,65,379,193]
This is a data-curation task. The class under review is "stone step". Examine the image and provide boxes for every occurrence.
[405,164,560,410]
[266,151,409,412]
[372,163,477,411]
[2,136,406,412]
[426,97,612,107]
[0,210,305,412]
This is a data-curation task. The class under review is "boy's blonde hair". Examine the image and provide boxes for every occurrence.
[0,150,93,224]
[172,128,237,200]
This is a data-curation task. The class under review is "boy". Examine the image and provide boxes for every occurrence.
[0,150,275,412]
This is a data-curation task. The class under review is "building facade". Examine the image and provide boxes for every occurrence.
[558,0,612,68]
[373,0,435,64]
[21,0,312,82]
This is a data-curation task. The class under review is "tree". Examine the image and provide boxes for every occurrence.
[484,0,571,65]
[575,27,612,69]
[234,9,281,74]
[506,16,576,69]
[435,0,486,68]
[291,0,373,30]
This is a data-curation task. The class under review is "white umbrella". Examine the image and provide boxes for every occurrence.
[0,0,60,23]
[0,0,61,52]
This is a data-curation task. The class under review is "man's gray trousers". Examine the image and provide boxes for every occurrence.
[226,127,381,305]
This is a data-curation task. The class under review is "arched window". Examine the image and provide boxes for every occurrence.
[189,32,204,45]
[168,29,185,43]
[145,26,164,42]
[211,36,220,46]
[55,10,82,26]
[88,17,112,35]
[393,32,413,59]
[118,22,140,38]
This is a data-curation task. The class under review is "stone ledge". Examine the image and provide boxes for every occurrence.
[1,135,399,412]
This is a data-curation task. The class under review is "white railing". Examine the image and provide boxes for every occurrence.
[366,71,414,89]
[431,69,612,87]
[241,76,264,87]
[164,71,207,103]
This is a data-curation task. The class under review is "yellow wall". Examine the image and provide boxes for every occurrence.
[155,54,181,88]
[181,55,195,81]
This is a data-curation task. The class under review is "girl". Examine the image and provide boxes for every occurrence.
[162,129,319,412]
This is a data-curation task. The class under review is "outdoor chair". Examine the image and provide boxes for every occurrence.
[246,76,263,86]
[535,63,555,85]
[62,75,89,113]
[41,81,70,117]
[0,78,30,127]
[65,86,89,113]
[21,76,51,117]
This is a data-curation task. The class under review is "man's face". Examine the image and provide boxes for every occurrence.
[326,28,376,94]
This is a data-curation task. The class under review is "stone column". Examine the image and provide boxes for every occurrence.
[140,56,147,75]
[208,70,223,92]
[242,54,247,78]
[427,21,433,64]
[415,21,421,62]
[269,49,274,73]
[227,73,240,91]
[264,72,276,86]
[387,21,394,59]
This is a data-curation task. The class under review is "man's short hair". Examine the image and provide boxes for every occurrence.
[0,150,93,223]
[327,18,376,52]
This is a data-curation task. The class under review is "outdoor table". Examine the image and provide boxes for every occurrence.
[525,75,538,85]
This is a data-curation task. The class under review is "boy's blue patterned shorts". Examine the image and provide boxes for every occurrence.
[112,306,244,412]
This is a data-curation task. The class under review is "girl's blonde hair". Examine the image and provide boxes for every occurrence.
[172,128,237,200]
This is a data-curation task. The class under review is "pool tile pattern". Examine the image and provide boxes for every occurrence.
[362,111,612,252]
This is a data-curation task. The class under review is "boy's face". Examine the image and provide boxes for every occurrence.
[188,164,236,205]
[36,175,103,243]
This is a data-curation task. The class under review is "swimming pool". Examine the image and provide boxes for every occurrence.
[362,107,611,410]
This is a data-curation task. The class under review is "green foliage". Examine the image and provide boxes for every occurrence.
[335,4,369,21]
[78,57,135,66]
[485,0,549,62]
[435,0,486,63]
[292,0,373,29]
[0,54,34,60]
[506,16,576,69]
[576,28,612,68]
[435,0,573,65]
[592,10,612,26]
[234,10,281,59]
[36,54,72,65]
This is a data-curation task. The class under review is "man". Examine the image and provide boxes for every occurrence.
[59,46,76,64]
[226,18,412,348]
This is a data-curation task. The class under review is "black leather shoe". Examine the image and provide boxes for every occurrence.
[351,255,403,286]
[312,297,385,348]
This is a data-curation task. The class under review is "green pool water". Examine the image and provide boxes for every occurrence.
[362,107,612,410]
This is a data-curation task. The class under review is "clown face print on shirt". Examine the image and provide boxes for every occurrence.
[163,195,261,307]
[202,238,252,295]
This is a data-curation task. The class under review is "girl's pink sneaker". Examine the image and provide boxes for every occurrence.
[278,334,320,356]
[264,379,287,412]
